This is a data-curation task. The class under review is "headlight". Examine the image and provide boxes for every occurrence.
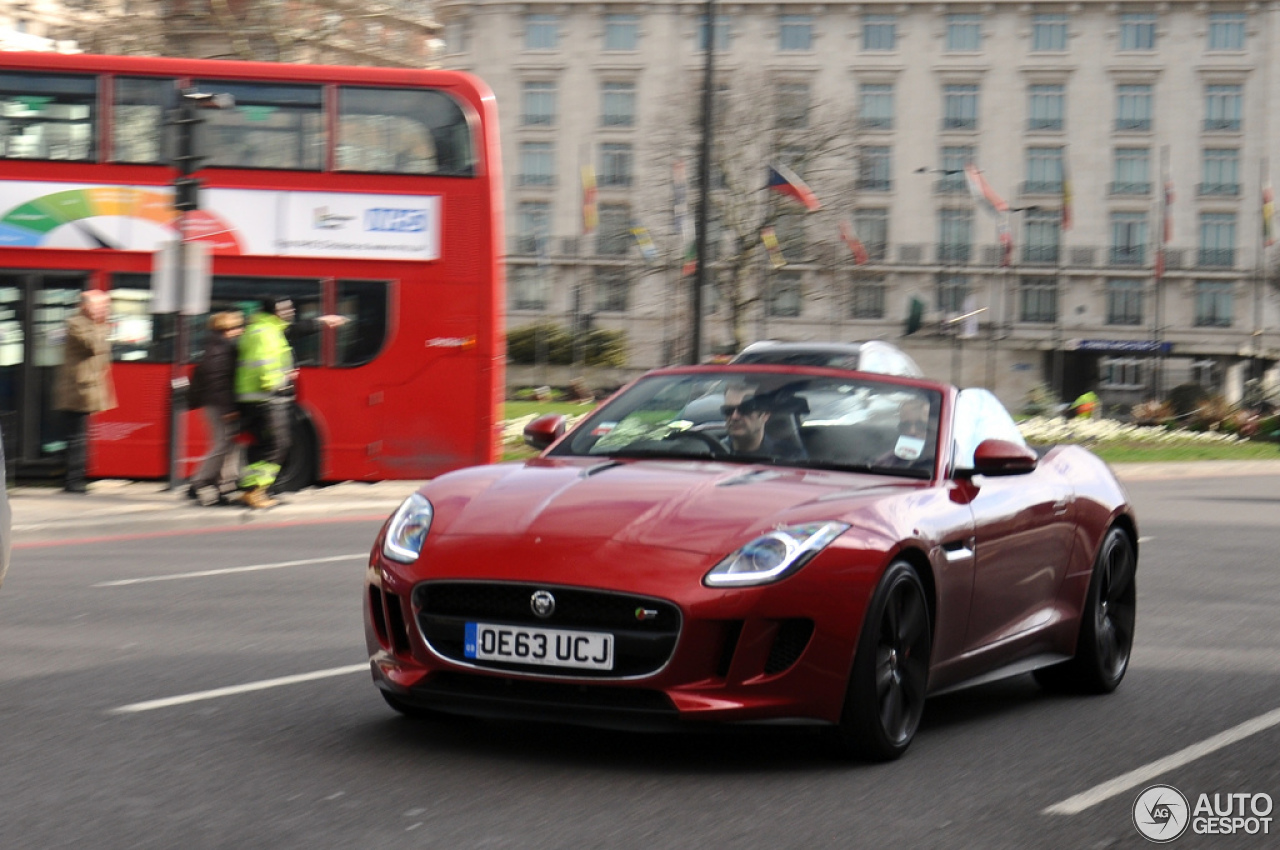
[704,522,849,587]
[382,493,434,563]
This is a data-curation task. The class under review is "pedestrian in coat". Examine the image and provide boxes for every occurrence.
[53,289,117,494]
[188,311,244,506]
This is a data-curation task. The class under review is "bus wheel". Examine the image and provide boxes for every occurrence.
[274,414,317,493]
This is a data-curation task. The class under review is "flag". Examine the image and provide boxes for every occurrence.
[904,296,925,335]
[673,159,697,276]
[766,162,821,211]
[964,162,1008,217]
[1060,159,1073,230]
[839,219,870,265]
[761,226,786,268]
[1162,177,1174,245]
[1264,183,1275,248]
[998,220,1013,268]
[581,164,598,236]
[631,222,658,263]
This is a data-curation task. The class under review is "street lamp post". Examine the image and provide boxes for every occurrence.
[690,0,715,364]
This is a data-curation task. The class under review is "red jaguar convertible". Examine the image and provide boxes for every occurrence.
[365,365,1137,760]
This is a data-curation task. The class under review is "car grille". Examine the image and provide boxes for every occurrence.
[413,581,682,678]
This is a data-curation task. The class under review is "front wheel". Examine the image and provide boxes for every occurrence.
[830,561,932,761]
[1034,525,1136,694]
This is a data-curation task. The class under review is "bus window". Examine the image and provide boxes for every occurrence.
[336,87,474,176]
[208,277,324,366]
[335,280,390,367]
[0,72,96,161]
[109,273,173,363]
[112,76,173,164]
[194,80,324,171]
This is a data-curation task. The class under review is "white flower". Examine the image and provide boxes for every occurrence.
[1016,416,1240,445]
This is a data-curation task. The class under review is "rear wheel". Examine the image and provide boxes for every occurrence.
[273,412,316,493]
[1034,526,1136,694]
[830,561,932,761]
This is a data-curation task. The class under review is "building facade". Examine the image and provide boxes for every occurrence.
[439,0,1280,411]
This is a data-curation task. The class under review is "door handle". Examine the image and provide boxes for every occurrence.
[941,537,974,562]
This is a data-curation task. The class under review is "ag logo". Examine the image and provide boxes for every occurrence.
[1133,784,1190,842]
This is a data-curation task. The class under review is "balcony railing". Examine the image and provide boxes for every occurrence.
[519,174,555,187]
[1114,118,1152,131]
[1203,118,1241,132]
[1197,182,1240,197]
[856,178,892,191]
[935,178,967,194]
[936,243,971,263]
[858,117,894,130]
[941,116,977,131]
[1022,245,1060,265]
[1111,246,1146,266]
[1028,118,1063,131]
[1197,248,1235,268]
[1022,180,1063,195]
[1109,181,1152,195]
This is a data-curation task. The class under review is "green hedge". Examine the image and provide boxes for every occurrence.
[506,323,626,367]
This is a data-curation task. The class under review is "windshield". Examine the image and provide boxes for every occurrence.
[549,371,942,478]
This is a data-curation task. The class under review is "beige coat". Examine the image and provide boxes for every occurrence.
[54,313,117,413]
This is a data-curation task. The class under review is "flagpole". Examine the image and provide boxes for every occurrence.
[690,0,715,364]
[1255,157,1268,383]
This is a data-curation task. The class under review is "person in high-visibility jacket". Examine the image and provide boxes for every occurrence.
[1070,390,1100,420]
[235,296,296,509]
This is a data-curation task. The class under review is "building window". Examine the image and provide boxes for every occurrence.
[1208,11,1246,51]
[603,13,639,51]
[1028,84,1064,131]
[768,271,804,317]
[1019,277,1058,322]
[515,200,551,254]
[521,81,556,126]
[779,14,813,51]
[599,143,632,188]
[1023,212,1061,265]
[943,84,979,130]
[1201,148,1240,196]
[594,267,629,312]
[1032,13,1068,51]
[509,265,549,310]
[947,13,982,51]
[1101,356,1146,389]
[774,210,807,257]
[1204,84,1242,131]
[938,209,972,264]
[854,208,889,261]
[697,13,732,51]
[938,146,973,193]
[937,274,970,314]
[856,146,892,192]
[601,81,635,127]
[1115,85,1153,131]
[859,83,894,130]
[849,276,886,319]
[1194,281,1233,327]
[1119,12,1156,51]
[443,17,467,53]
[1106,279,1144,325]
[1198,212,1236,268]
[863,14,897,50]
[525,14,559,50]
[1112,148,1151,194]
[1025,147,1064,193]
[519,141,554,186]
[597,203,631,256]
[1111,213,1147,266]
[776,82,810,128]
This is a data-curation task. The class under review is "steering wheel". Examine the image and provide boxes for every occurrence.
[664,429,729,457]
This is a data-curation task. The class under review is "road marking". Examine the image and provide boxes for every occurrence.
[1044,705,1280,815]
[94,553,366,586]
[110,663,369,714]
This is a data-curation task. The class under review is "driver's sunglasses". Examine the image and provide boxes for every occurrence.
[721,402,759,418]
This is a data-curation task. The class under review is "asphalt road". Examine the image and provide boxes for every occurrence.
[2,471,1279,849]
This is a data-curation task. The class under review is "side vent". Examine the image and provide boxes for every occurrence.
[764,619,814,675]
[368,586,390,648]
[383,589,413,656]
[715,620,744,679]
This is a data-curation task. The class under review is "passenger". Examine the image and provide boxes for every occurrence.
[875,397,936,471]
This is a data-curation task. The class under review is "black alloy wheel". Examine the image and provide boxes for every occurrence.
[832,561,932,761]
[1034,525,1136,694]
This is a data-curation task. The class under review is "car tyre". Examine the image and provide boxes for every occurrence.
[1034,525,1136,694]
[830,561,932,761]
[273,412,317,493]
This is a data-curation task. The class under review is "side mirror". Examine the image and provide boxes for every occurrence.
[523,413,566,450]
[958,438,1039,478]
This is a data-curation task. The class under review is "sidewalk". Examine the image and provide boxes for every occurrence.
[9,460,1280,546]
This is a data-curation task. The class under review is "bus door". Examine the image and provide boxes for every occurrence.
[0,272,88,475]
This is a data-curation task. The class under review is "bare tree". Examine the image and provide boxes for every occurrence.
[647,72,859,354]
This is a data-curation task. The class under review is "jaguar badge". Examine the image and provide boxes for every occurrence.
[530,590,556,619]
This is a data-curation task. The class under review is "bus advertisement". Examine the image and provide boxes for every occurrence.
[0,52,505,489]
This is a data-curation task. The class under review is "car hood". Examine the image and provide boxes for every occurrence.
[420,457,918,557]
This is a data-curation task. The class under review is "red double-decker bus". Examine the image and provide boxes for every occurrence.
[0,53,504,488]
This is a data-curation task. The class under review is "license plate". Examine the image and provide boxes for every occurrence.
[464,622,614,671]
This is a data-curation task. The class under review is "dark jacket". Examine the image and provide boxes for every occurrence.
[198,332,239,411]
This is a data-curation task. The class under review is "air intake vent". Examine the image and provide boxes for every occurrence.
[764,619,814,674]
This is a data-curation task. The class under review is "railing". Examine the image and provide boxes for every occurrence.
[856,178,892,191]
[1022,245,1060,265]
[934,178,967,194]
[1021,180,1063,195]
[1197,182,1240,196]
[1111,246,1146,266]
[1203,118,1241,132]
[1197,248,1235,268]
[1109,181,1151,195]
[936,243,971,263]
[1114,118,1152,131]
[941,116,977,130]
[1027,118,1063,131]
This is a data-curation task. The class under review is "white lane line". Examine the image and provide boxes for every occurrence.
[94,553,366,587]
[1044,705,1280,815]
[1138,536,1153,544]
[110,663,369,714]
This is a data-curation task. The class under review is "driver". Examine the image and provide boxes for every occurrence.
[719,383,805,460]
